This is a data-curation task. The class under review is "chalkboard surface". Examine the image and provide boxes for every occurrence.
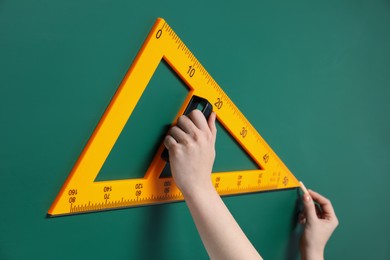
[1,1,389,259]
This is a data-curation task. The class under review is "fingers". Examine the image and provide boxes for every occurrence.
[163,135,177,150]
[174,110,216,137]
[208,111,217,137]
[187,110,209,131]
[308,189,338,222]
[168,126,190,144]
[177,113,199,135]
[187,110,217,141]
[298,213,306,224]
[300,186,338,229]
[165,109,216,149]
[302,190,318,223]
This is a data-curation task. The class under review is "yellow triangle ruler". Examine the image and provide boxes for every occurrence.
[48,18,299,216]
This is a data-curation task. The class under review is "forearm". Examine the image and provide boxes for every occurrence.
[183,184,262,260]
[301,250,324,260]
[300,242,324,260]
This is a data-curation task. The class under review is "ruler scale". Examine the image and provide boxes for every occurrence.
[48,18,299,217]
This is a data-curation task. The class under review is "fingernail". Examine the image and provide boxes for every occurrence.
[304,194,311,201]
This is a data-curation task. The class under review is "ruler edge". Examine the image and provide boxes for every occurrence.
[47,186,299,217]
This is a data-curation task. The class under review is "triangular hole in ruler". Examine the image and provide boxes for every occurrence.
[96,61,188,181]
[214,121,261,172]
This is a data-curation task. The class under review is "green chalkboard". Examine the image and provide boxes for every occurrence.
[1,1,389,259]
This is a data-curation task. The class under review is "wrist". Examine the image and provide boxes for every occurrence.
[181,181,217,203]
[301,248,324,260]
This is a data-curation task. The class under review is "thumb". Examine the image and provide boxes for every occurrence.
[302,193,317,223]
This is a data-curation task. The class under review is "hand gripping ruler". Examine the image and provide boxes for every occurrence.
[48,18,299,216]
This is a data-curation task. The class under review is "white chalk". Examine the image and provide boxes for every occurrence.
[299,181,309,195]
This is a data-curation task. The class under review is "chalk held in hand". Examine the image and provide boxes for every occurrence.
[299,181,311,201]
[299,181,309,194]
